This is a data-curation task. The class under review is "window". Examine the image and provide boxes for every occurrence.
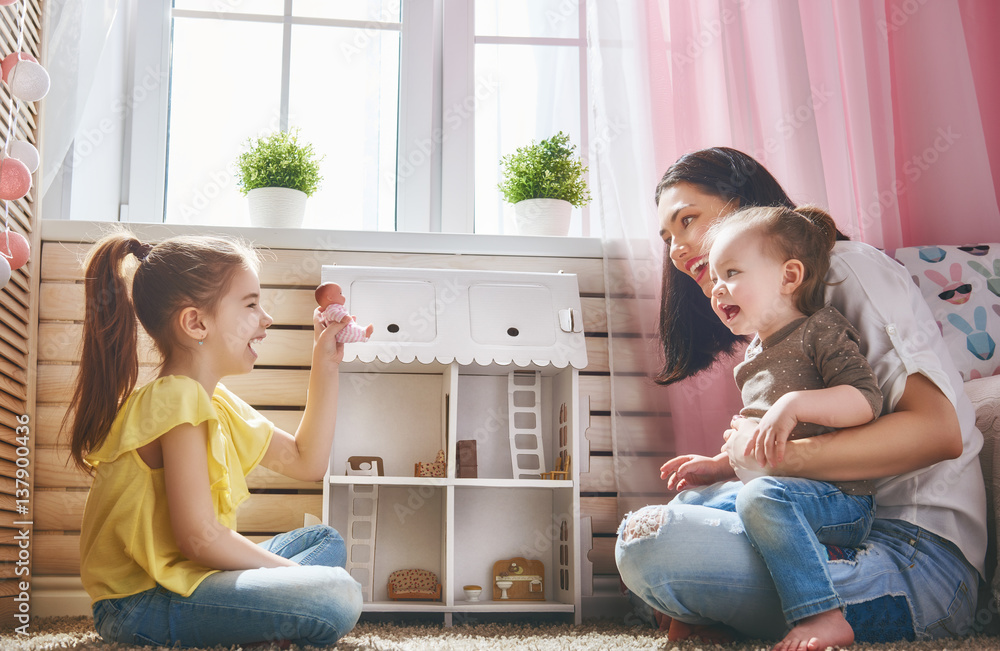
[165,2,402,231]
[469,0,589,235]
[130,1,592,235]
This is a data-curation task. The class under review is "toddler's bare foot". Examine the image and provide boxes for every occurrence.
[652,609,672,631]
[773,608,854,651]
[364,323,374,338]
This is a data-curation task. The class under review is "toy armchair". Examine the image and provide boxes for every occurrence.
[414,449,446,477]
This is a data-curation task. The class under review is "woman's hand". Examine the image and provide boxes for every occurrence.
[726,374,962,482]
[661,452,736,491]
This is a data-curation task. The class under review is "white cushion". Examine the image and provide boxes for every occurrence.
[967,374,1000,603]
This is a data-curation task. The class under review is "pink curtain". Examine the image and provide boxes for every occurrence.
[644,0,1000,452]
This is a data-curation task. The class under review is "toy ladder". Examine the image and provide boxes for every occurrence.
[508,370,546,479]
[345,462,379,601]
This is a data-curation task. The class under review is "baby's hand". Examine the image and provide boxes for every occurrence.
[747,394,799,467]
[660,453,734,491]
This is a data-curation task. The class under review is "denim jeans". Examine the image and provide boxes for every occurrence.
[735,476,875,624]
[92,524,363,648]
[617,481,980,643]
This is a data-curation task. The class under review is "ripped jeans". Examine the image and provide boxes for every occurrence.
[616,481,980,642]
[736,476,875,624]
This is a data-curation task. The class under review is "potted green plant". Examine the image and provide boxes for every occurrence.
[498,131,591,235]
[236,128,324,228]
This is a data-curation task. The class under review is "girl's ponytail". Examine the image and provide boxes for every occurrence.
[68,232,144,471]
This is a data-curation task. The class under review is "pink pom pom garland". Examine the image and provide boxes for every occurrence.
[0,230,29,270]
[0,156,29,200]
[0,50,33,83]
[0,0,43,268]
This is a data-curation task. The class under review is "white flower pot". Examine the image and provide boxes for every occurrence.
[512,198,572,236]
[246,187,307,228]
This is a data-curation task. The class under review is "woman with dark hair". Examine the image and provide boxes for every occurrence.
[653,147,842,384]
[616,147,986,650]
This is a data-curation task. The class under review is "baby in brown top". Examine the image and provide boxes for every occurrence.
[662,204,882,651]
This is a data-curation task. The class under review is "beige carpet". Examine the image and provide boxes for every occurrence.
[2,617,999,650]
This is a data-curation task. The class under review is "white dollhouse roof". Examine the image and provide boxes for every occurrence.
[320,265,588,369]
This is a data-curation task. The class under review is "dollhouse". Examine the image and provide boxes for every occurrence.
[321,265,588,624]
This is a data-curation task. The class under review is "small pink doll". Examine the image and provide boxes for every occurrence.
[315,282,374,343]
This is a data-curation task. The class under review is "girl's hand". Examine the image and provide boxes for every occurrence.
[660,453,735,491]
[313,306,347,364]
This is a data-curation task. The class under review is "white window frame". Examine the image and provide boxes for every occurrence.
[441,0,590,235]
[122,0,170,223]
[126,0,588,235]
[396,0,440,232]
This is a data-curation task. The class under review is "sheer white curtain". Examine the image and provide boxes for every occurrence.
[41,0,120,196]
[588,2,672,515]
[647,0,1000,452]
[590,0,1000,517]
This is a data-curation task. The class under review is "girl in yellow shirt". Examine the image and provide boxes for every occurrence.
[68,231,362,647]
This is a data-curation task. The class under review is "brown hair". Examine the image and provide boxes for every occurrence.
[67,230,260,471]
[707,204,838,316]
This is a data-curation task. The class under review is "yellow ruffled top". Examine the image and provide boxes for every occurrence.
[79,376,273,603]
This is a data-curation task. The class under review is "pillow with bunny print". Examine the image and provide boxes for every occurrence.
[893,244,1000,381]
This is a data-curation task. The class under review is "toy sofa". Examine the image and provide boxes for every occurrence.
[387,569,442,601]
[893,243,1000,627]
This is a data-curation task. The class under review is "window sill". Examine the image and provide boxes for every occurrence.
[41,221,604,259]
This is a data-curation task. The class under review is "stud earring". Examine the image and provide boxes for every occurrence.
[198,339,204,346]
